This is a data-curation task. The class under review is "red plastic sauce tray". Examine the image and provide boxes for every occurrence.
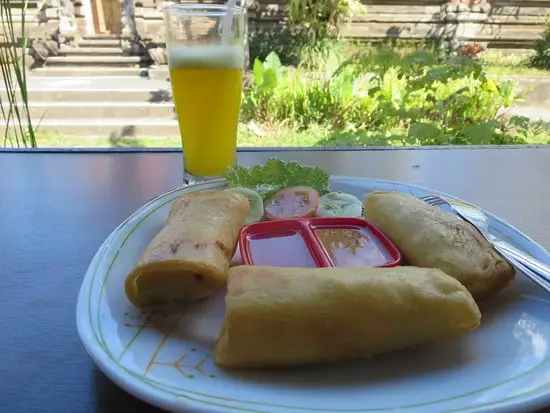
[239,217,402,268]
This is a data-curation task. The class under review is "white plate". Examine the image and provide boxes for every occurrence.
[77,177,550,413]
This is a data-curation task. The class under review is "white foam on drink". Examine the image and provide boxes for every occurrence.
[167,44,243,69]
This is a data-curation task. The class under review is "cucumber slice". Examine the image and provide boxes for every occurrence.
[318,192,363,218]
[225,187,264,224]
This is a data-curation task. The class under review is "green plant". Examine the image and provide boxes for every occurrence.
[244,51,284,117]
[298,38,350,71]
[530,15,550,70]
[248,26,310,67]
[243,46,521,146]
[248,7,359,69]
[495,116,550,144]
[0,0,37,147]
[287,0,365,40]
[248,28,349,70]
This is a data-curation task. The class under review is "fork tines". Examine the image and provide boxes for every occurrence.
[419,194,446,206]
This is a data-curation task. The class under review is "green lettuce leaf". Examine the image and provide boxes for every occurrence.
[224,158,330,200]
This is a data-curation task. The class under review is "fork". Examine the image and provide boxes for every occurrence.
[421,194,550,293]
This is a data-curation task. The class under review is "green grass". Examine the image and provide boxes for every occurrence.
[18,124,390,149]
[34,133,182,149]
[485,66,549,76]
[22,124,325,149]
[238,123,328,147]
[22,120,550,149]
[480,50,550,76]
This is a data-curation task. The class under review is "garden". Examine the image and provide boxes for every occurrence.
[2,0,550,148]
[240,41,538,147]
[238,0,550,147]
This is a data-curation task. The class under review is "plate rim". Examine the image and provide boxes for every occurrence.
[76,176,550,413]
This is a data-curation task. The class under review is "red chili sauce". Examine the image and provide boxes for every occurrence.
[246,230,317,268]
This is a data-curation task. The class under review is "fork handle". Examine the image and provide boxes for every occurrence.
[502,251,550,294]
[492,239,550,284]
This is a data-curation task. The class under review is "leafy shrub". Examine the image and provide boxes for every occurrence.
[530,16,550,70]
[287,0,365,40]
[242,46,520,145]
[248,26,310,67]
[496,116,550,144]
[248,28,350,69]
[313,116,550,147]
[298,38,347,71]
[248,0,364,68]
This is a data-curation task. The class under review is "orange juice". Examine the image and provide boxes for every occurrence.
[168,45,243,177]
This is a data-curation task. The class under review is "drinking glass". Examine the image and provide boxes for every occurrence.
[164,3,245,184]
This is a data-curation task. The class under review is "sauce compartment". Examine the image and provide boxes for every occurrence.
[240,220,330,268]
[240,217,401,269]
[309,218,401,268]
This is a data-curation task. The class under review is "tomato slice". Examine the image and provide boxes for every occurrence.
[264,186,320,221]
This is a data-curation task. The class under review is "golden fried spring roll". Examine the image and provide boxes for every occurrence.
[125,191,249,309]
[214,265,481,369]
[364,192,515,300]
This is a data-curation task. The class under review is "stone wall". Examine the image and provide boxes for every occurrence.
[5,0,548,68]
[2,1,59,45]
[343,0,550,49]
[1,1,62,67]
[134,0,549,57]
[243,0,550,49]
[134,0,167,65]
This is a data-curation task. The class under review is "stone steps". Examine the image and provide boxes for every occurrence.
[149,67,170,80]
[2,75,172,102]
[1,88,172,103]
[22,102,176,119]
[17,118,180,138]
[0,75,179,139]
[77,39,123,48]
[8,1,41,8]
[45,56,144,67]
[59,47,125,56]
[42,34,151,70]
[81,34,121,40]
[6,9,40,20]
[28,67,150,77]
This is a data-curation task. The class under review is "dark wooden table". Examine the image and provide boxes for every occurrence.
[1,147,550,413]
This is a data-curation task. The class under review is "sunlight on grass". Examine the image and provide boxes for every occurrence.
[31,124,325,149]
[26,118,550,149]
[481,50,549,76]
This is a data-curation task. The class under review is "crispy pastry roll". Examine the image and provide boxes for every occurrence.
[125,190,249,309]
[214,265,481,369]
[363,191,515,300]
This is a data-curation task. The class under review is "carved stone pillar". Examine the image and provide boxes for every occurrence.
[120,0,140,54]
[120,0,135,37]
[57,0,79,39]
[442,0,490,56]
[148,0,168,66]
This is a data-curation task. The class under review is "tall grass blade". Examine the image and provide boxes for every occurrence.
[0,0,37,148]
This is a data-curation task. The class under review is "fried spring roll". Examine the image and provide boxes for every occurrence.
[363,192,515,300]
[214,265,481,369]
[125,191,249,309]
